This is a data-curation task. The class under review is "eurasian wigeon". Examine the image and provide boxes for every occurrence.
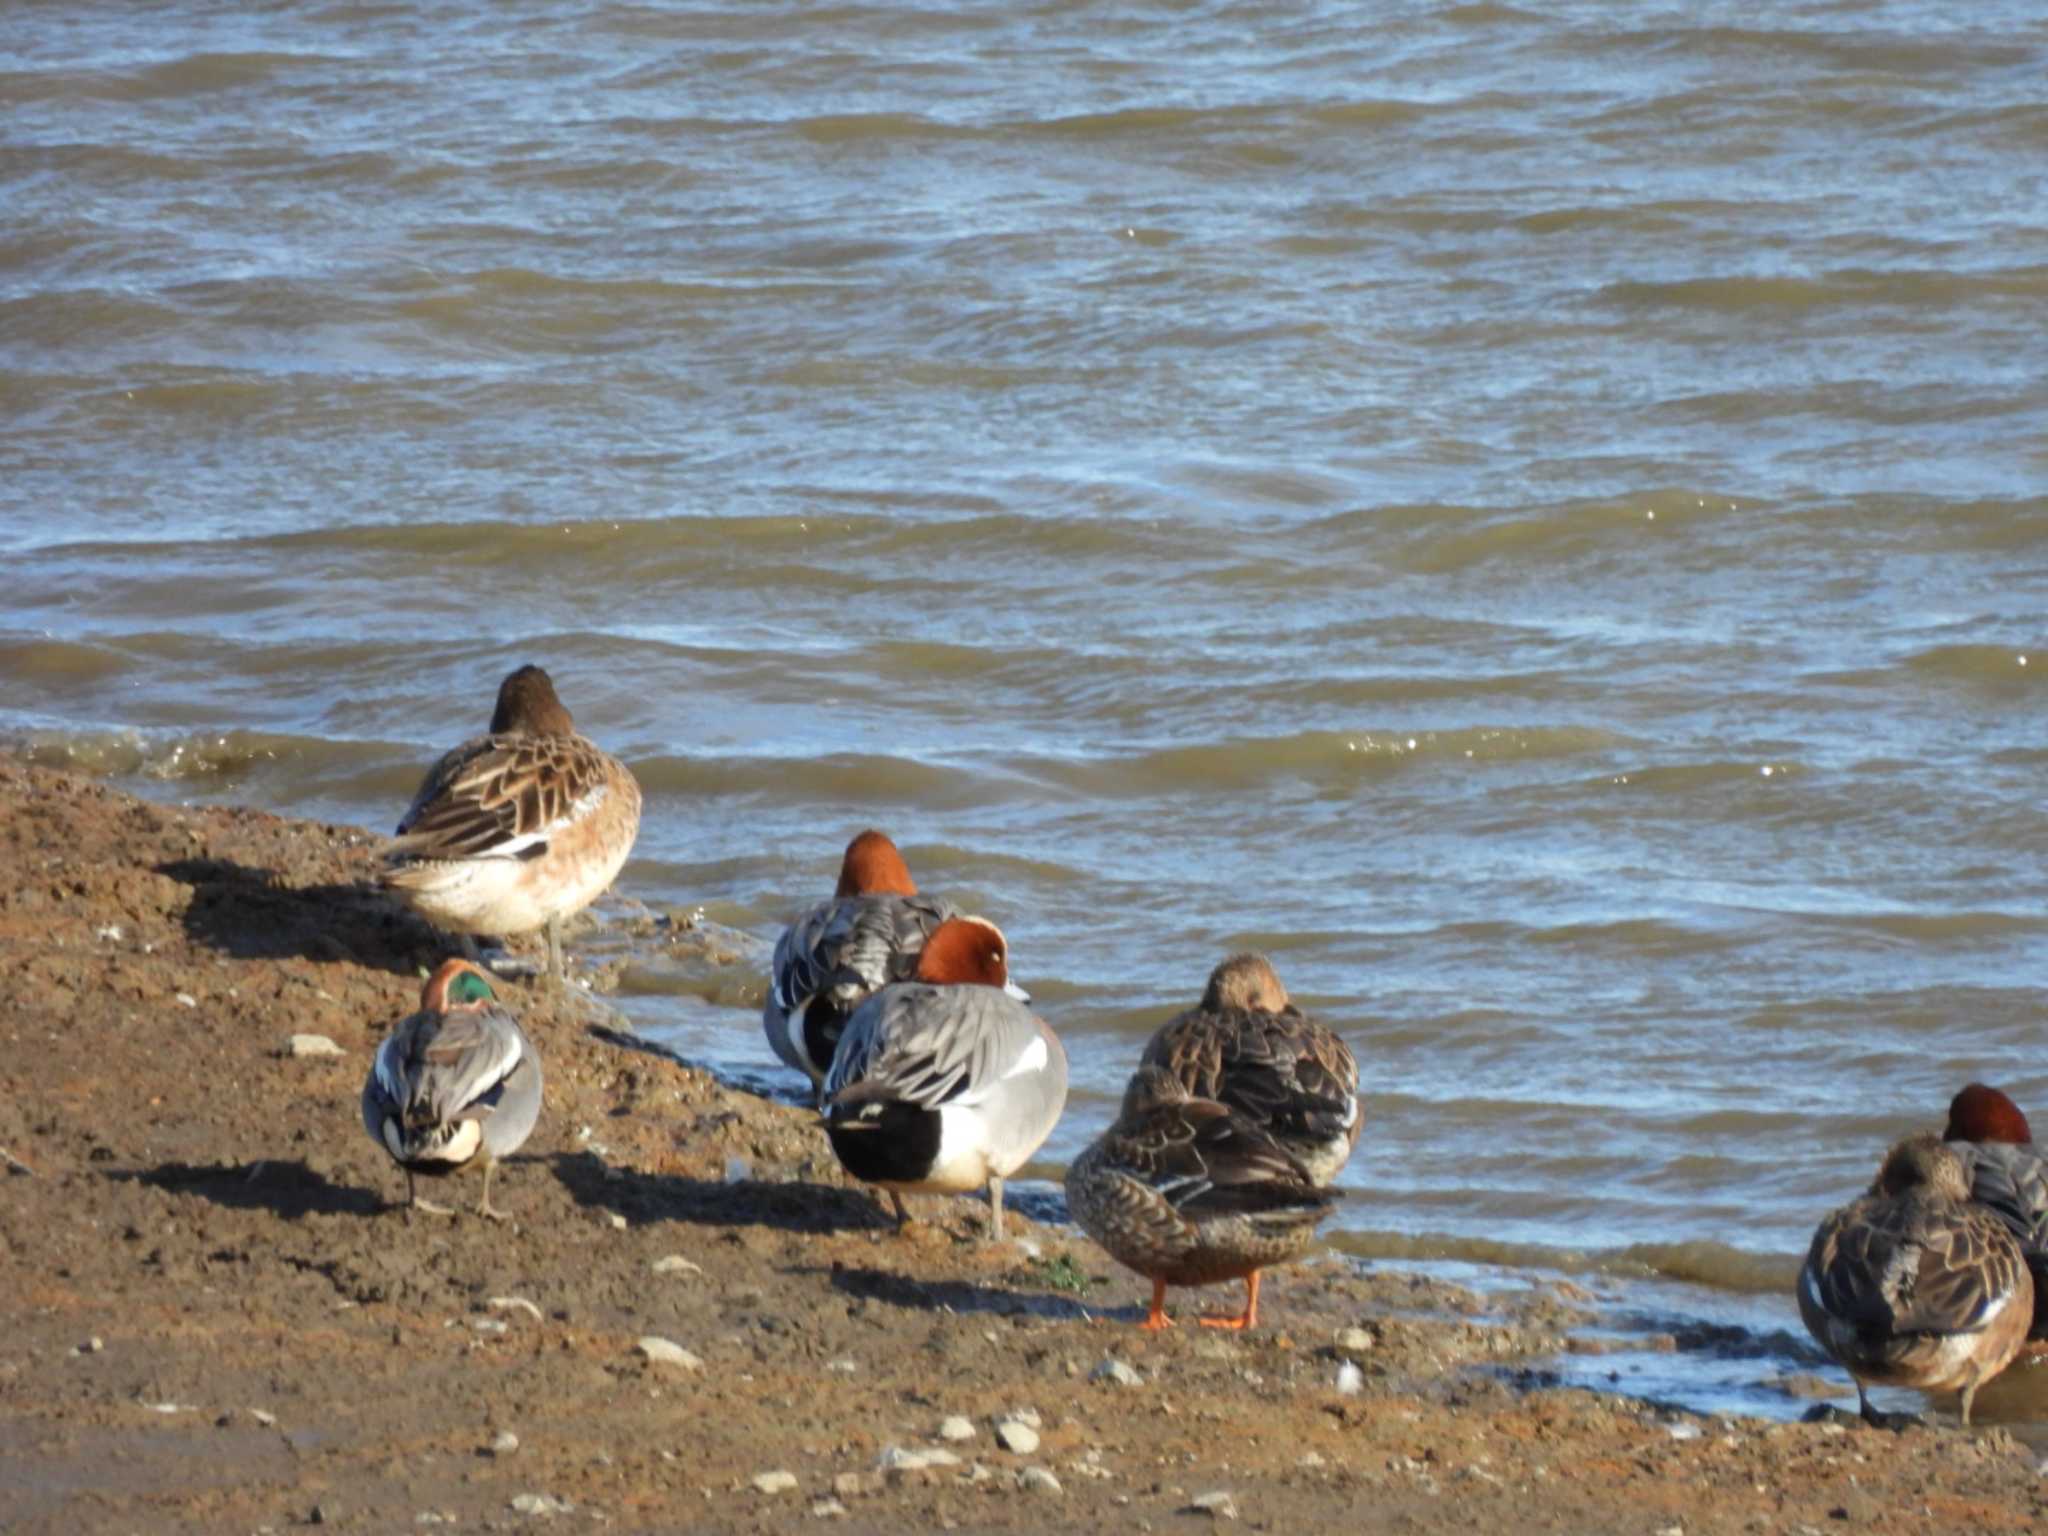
[1065,1064,1335,1331]
[1139,952,1360,1185]
[381,665,641,984]
[1798,1132,2032,1425]
[764,830,974,1096]
[1943,1082,2048,1345]
[822,915,1065,1242]
[361,958,543,1220]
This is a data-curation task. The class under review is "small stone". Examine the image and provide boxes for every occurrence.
[1299,1451,1325,1469]
[652,1255,702,1275]
[80,1336,104,1355]
[636,1336,703,1370]
[937,1415,976,1442]
[1089,1357,1143,1387]
[286,1033,344,1058]
[488,1296,544,1321]
[1335,1362,1365,1395]
[509,1492,571,1516]
[250,1408,277,1427]
[810,1499,847,1519]
[994,1419,1040,1455]
[831,1472,869,1499]
[605,1212,627,1231]
[1006,1407,1043,1429]
[176,993,198,1009]
[1666,1420,1702,1441]
[310,1504,329,1525]
[489,1430,520,1456]
[753,1470,798,1495]
[877,1445,933,1474]
[1336,1327,1375,1352]
[1187,1490,1239,1520]
[1018,1466,1063,1496]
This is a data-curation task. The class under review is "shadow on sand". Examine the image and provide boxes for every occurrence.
[156,857,444,975]
[548,1149,897,1236]
[114,1158,387,1220]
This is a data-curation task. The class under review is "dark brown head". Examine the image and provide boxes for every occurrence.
[1945,1082,2033,1146]
[420,957,496,1013]
[913,916,1008,988]
[489,665,575,737]
[834,829,917,898]
[1201,952,1290,1013]
[1873,1132,1971,1202]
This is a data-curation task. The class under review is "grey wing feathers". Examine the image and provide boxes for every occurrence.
[1143,1007,1358,1145]
[389,1006,530,1127]
[1960,1141,2048,1251]
[771,893,954,1014]
[826,984,1035,1107]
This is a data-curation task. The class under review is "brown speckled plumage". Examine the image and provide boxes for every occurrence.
[1139,953,1360,1185]
[1066,1065,1334,1330]
[1798,1133,2032,1424]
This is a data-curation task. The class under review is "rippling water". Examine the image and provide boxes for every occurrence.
[5,0,2046,1422]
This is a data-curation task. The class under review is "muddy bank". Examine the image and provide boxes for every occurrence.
[1,754,2044,1533]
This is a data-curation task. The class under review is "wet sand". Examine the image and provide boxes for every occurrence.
[2,752,2043,1533]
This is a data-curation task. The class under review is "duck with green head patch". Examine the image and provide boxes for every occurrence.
[362,957,543,1220]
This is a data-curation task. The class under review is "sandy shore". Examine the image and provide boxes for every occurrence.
[1,752,2043,1533]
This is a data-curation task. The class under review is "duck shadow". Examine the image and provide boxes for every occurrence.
[114,1158,386,1219]
[156,857,442,975]
[548,1150,892,1236]
[811,1261,1108,1323]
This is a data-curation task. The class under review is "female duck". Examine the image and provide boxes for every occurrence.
[764,830,963,1096]
[1798,1132,2032,1425]
[1066,1065,1335,1331]
[1140,953,1360,1185]
[822,916,1064,1242]
[362,957,543,1219]
[1943,1082,2048,1345]
[382,665,641,984]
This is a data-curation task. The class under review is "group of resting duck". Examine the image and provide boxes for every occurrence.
[357,664,2048,1416]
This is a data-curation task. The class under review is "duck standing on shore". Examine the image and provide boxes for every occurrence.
[822,916,1065,1242]
[1942,1082,2048,1348]
[381,664,641,984]
[1140,952,1360,1185]
[1797,1132,2032,1425]
[1066,1065,1335,1330]
[361,958,543,1220]
[764,830,966,1098]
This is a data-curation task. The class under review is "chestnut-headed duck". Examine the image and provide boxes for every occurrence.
[1139,952,1360,1185]
[1798,1132,2032,1425]
[764,830,986,1096]
[381,665,641,984]
[1066,1065,1335,1331]
[822,916,1065,1242]
[361,958,543,1220]
[1943,1082,2048,1344]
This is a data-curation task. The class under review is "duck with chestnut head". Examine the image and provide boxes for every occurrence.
[822,916,1064,1242]
[1943,1082,2048,1345]
[765,830,1010,1098]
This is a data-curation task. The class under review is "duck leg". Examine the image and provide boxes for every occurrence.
[475,1161,508,1222]
[1198,1271,1262,1331]
[987,1175,1005,1243]
[1140,1277,1175,1331]
[406,1169,456,1219]
[888,1190,910,1228]
[545,918,566,986]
